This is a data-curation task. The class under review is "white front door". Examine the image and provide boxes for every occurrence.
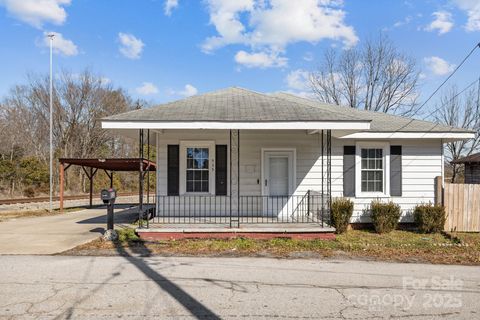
[262,150,295,216]
[267,156,289,196]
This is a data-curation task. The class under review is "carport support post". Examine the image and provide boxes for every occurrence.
[89,167,94,208]
[59,162,64,212]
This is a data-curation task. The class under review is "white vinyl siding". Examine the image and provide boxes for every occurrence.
[156,130,442,223]
[332,139,442,222]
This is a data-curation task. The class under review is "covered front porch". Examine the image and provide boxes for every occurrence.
[101,87,373,234]
[134,128,337,233]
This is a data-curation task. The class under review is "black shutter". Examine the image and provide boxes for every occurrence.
[216,145,227,196]
[390,145,402,196]
[343,146,356,197]
[167,145,179,196]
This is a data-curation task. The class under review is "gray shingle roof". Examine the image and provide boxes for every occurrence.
[272,92,473,133]
[104,87,369,123]
[104,87,472,133]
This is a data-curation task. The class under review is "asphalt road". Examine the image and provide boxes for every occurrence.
[0,256,478,319]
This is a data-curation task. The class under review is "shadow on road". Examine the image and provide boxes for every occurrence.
[115,241,221,320]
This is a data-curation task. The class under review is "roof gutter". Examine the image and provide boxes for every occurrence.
[101,120,371,130]
[338,131,475,141]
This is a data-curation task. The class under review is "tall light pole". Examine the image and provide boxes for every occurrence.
[48,33,55,212]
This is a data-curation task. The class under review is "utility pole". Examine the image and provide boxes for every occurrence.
[48,33,55,212]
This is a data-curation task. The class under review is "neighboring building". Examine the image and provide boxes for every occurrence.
[101,87,474,227]
[452,153,480,184]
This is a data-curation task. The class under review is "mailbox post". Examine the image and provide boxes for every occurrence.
[101,188,117,240]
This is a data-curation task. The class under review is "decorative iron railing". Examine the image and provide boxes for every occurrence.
[150,191,330,227]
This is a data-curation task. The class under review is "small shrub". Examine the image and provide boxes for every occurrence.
[23,187,35,198]
[118,228,140,242]
[414,203,446,233]
[370,200,401,233]
[331,198,354,234]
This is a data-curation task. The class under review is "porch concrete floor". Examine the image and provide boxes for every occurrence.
[140,217,334,233]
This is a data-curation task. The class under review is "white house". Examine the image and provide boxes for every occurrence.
[101,87,474,229]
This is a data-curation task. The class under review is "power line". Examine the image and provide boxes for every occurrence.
[392,78,479,135]
[421,78,479,122]
[418,42,480,111]
[389,42,480,134]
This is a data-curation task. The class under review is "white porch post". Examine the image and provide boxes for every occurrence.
[229,129,240,227]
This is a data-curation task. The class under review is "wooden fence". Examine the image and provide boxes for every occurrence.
[444,182,480,232]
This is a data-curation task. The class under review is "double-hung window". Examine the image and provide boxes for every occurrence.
[356,142,390,196]
[186,148,209,192]
[179,141,215,194]
[361,148,383,193]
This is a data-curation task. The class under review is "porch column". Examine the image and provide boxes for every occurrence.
[229,129,240,227]
[319,130,332,227]
[146,129,150,229]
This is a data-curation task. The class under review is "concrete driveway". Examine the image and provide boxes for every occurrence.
[0,256,478,319]
[0,205,138,255]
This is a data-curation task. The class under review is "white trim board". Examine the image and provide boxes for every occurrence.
[101,120,371,130]
[339,131,474,141]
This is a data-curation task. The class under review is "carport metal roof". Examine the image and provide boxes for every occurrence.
[59,158,156,171]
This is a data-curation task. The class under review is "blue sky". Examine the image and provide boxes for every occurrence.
[1,0,480,112]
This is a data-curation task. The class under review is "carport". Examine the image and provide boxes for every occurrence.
[58,157,156,212]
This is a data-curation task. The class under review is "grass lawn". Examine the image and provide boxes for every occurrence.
[64,228,480,265]
[0,206,89,222]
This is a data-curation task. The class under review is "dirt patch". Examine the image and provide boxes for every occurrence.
[0,207,85,222]
[61,229,480,265]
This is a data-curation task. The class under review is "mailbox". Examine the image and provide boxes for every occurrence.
[101,188,116,204]
[101,188,117,231]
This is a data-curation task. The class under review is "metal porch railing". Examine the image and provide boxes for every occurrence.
[150,190,330,227]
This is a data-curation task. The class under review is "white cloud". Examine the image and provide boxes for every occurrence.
[393,15,413,28]
[235,50,287,68]
[38,31,78,56]
[178,84,198,97]
[136,82,159,95]
[303,51,314,61]
[453,0,480,31]
[202,0,357,68]
[118,33,144,59]
[169,84,199,97]
[425,11,454,35]
[424,56,455,76]
[286,69,310,91]
[164,0,178,16]
[100,77,111,85]
[284,69,314,98]
[0,0,70,28]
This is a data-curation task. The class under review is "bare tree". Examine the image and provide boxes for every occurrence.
[0,69,136,195]
[435,85,480,182]
[310,35,420,115]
